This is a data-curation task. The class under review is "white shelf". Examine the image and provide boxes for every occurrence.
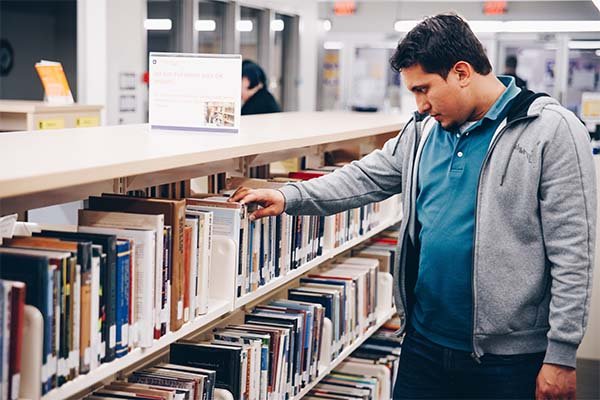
[0,112,403,199]
[235,214,402,308]
[293,307,397,400]
[41,299,232,400]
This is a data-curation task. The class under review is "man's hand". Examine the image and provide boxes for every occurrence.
[536,363,576,400]
[228,186,285,221]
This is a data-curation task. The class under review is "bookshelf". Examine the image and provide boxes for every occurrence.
[0,100,102,132]
[0,111,405,399]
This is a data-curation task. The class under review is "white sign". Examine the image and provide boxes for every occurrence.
[581,92,600,124]
[149,52,241,133]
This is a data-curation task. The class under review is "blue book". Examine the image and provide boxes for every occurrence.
[115,240,131,358]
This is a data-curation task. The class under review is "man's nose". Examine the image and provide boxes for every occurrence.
[417,97,431,114]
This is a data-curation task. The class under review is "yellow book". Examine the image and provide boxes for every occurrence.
[34,60,74,104]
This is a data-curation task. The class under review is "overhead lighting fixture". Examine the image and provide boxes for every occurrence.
[323,19,332,32]
[236,20,253,32]
[568,40,600,49]
[596,49,600,56]
[271,19,284,32]
[195,19,216,32]
[393,19,600,33]
[144,18,172,31]
[324,41,344,50]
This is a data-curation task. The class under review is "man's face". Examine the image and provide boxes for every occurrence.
[401,63,471,130]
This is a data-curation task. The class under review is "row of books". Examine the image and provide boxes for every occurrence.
[307,318,403,400]
[83,256,392,400]
[0,187,399,397]
[0,280,25,400]
[223,177,401,297]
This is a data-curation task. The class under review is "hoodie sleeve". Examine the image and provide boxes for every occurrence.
[278,121,412,216]
[539,110,597,368]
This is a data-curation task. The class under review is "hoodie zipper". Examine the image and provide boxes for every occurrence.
[470,115,537,361]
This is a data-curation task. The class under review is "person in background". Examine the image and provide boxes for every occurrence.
[241,60,281,115]
[504,54,528,89]
[230,13,596,400]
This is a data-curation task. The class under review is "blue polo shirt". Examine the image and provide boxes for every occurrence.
[411,76,521,351]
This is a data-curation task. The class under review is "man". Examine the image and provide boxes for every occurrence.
[504,54,528,90]
[230,14,595,399]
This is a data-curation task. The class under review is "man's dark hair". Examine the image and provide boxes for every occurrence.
[242,60,267,89]
[390,13,492,78]
[505,55,518,69]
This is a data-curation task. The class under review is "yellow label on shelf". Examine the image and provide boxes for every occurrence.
[37,118,65,130]
[76,116,100,128]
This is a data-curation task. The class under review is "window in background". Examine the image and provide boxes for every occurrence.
[196,0,225,53]
[271,13,293,107]
[566,49,600,117]
[147,0,180,55]
[0,0,77,101]
[239,6,261,62]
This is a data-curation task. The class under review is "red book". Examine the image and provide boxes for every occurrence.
[8,281,26,400]
[288,170,328,181]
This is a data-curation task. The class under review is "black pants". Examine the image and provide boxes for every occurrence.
[393,327,545,399]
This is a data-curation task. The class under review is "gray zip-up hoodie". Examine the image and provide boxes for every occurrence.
[278,91,596,368]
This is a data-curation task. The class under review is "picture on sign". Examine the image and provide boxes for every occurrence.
[149,52,241,133]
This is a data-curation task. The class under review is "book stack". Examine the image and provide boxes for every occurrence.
[0,279,25,400]
[81,255,392,400]
[307,319,403,400]
[0,193,215,394]
[290,257,380,360]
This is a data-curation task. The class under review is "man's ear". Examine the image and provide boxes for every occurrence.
[452,61,473,87]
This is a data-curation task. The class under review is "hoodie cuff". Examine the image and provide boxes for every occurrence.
[543,339,578,369]
[277,184,302,214]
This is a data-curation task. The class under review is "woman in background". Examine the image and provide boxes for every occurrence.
[241,60,281,115]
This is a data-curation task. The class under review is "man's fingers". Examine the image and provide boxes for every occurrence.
[250,204,279,220]
[228,187,251,202]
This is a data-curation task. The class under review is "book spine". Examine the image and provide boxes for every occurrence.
[115,242,130,358]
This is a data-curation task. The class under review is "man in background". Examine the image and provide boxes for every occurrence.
[504,54,528,89]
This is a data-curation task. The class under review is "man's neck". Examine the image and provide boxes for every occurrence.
[467,76,507,122]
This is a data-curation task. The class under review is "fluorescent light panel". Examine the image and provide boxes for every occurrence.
[271,19,284,32]
[236,20,253,32]
[324,41,344,50]
[195,19,216,32]
[569,40,600,49]
[144,18,172,31]
[394,20,600,33]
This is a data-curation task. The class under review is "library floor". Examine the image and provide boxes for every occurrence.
[577,358,600,399]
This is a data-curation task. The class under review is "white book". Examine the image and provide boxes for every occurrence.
[184,217,199,321]
[78,209,164,346]
[186,198,246,297]
[185,210,213,315]
[78,224,156,349]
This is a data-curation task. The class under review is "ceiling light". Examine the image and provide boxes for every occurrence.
[323,19,332,32]
[393,19,600,33]
[271,19,284,32]
[236,20,253,32]
[195,20,216,32]
[144,19,172,31]
[596,49,600,56]
[324,41,344,50]
[568,40,600,49]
